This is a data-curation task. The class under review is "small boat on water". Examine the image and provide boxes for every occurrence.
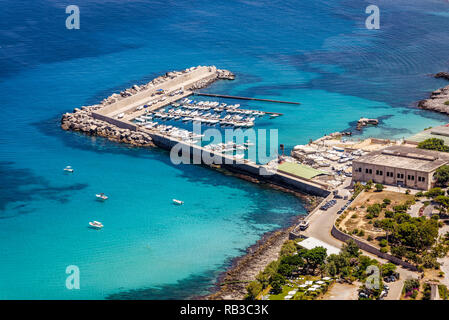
[96,193,108,201]
[173,199,184,205]
[88,221,103,229]
[64,166,74,173]
[270,114,280,118]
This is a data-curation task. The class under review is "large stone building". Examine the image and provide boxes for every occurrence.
[352,145,449,190]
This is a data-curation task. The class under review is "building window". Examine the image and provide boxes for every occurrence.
[397,173,404,179]
[358,167,362,172]
[365,168,372,174]
[418,176,426,182]
[386,171,393,177]
[376,170,383,175]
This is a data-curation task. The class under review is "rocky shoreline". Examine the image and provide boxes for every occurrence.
[201,187,320,300]
[60,66,234,147]
[61,105,155,147]
[418,72,449,115]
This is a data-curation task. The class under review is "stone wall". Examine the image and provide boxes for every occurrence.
[331,224,418,271]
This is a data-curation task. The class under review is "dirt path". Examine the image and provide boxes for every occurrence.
[322,282,359,300]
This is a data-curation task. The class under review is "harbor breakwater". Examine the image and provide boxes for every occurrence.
[60,66,234,147]
[61,105,155,147]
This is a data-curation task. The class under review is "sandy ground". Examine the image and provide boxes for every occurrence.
[322,282,359,300]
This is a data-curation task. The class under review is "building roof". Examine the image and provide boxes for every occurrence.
[298,237,341,256]
[407,124,449,145]
[278,162,327,180]
[353,145,449,172]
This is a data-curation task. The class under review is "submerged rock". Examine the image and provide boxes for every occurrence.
[435,72,449,81]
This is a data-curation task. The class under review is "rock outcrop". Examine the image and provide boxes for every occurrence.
[418,84,449,115]
[61,105,154,147]
[356,118,378,131]
[435,72,449,81]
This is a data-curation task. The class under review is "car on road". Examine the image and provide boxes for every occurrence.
[299,220,309,231]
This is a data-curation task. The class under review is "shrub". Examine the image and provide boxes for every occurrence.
[439,285,449,300]
[384,210,394,218]
[445,101,449,106]
[380,247,388,253]
[367,235,373,241]
[425,187,444,198]
[418,138,449,152]
[358,230,365,237]
[375,184,384,192]
[393,204,408,213]
[351,214,358,219]
[405,189,411,195]
[404,279,420,293]
[280,240,297,257]
[379,239,388,247]
[367,203,382,217]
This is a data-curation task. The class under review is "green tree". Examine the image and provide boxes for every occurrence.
[269,273,285,294]
[342,239,361,257]
[278,263,294,277]
[417,138,449,152]
[303,247,327,273]
[381,263,396,276]
[245,281,262,300]
[435,165,449,186]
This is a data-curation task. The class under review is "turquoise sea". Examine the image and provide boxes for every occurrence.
[1,0,449,299]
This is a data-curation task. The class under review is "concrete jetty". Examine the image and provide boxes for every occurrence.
[194,92,300,105]
[61,65,330,197]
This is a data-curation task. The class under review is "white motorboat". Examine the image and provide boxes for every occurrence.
[88,221,104,229]
[64,166,74,173]
[96,193,108,201]
[173,199,184,205]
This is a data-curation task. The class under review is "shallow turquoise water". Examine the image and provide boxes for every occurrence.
[1,0,449,299]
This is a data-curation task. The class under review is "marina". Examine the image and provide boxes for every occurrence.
[62,66,332,197]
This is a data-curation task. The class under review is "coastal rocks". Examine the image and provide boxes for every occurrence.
[418,84,449,115]
[217,69,235,80]
[435,72,449,81]
[356,118,378,131]
[60,107,154,147]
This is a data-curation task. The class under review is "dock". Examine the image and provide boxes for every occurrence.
[83,66,329,197]
[193,92,301,105]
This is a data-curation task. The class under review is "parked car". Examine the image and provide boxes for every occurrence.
[379,290,388,299]
[359,291,369,299]
[299,220,309,231]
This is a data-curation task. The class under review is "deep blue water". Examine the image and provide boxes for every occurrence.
[1,0,449,299]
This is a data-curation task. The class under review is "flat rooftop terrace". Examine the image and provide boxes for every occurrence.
[406,124,449,145]
[277,162,327,180]
[354,145,449,172]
